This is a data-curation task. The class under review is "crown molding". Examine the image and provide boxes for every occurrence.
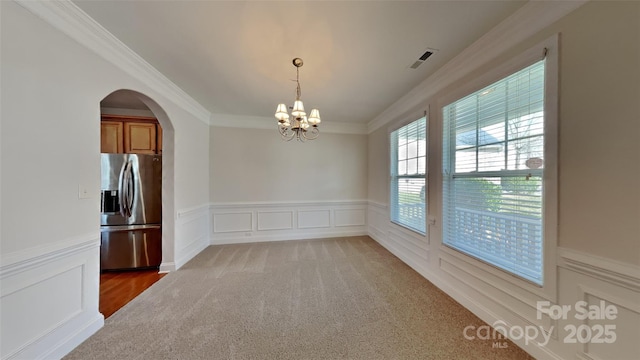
[367,0,587,134]
[15,0,212,125]
[210,113,368,135]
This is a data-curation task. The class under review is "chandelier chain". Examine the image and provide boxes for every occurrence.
[296,66,301,100]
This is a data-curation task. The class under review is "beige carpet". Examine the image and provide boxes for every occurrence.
[66,236,533,359]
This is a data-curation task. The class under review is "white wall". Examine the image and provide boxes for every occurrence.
[0,1,210,358]
[209,125,368,244]
[210,126,367,203]
[367,126,388,206]
[367,1,639,359]
[548,2,639,265]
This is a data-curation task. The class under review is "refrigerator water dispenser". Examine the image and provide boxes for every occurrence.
[101,190,120,213]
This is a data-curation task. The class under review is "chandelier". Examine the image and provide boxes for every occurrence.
[275,58,321,141]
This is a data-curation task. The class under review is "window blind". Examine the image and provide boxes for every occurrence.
[442,60,545,284]
[390,117,427,234]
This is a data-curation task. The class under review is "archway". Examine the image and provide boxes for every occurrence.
[98,89,176,316]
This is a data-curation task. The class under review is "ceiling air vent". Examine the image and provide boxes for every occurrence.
[409,48,438,69]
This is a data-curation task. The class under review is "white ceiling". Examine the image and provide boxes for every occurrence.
[77,0,527,124]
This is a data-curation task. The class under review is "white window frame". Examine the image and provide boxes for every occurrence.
[389,114,428,235]
[436,35,558,299]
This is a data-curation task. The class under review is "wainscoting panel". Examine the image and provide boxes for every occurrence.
[175,204,210,269]
[387,227,429,268]
[334,208,366,227]
[257,211,294,231]
[367,202,389,241]
[576,289,640,360]
[210,201,367,245]
[212,212,252,233]
[0,234,103,360]
[298,210,331,229]
[438,253,553,332]
[1,265,83,357]
[367,202,429,272]
[557,249,640,360]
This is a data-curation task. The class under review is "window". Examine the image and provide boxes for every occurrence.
[390,117,427,234]
[442,59,546,284]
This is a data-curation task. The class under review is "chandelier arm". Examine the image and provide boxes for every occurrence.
[279,126,296,141]
[303,126,320,140]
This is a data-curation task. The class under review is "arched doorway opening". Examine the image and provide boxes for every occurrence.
[98,89,175,317]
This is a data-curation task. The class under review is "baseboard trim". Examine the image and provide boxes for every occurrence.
[175,236,209,269]
[37,313,104,360]
[159,262,176,273]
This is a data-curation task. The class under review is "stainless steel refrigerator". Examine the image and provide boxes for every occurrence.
[100,154,162,270]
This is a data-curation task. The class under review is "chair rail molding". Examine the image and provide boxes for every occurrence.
[0,232,99,278]
[557,247,640,292]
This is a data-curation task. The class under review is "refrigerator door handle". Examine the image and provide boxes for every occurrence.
[119,160,133,218]
[118,161,127,217]
[125,160,134,216]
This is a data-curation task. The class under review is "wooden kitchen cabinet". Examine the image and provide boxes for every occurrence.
[101,121,124,153]
[100,115,163,154]
[124,122,156,154]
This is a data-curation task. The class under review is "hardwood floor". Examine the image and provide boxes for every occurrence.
[100,269,166,318]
